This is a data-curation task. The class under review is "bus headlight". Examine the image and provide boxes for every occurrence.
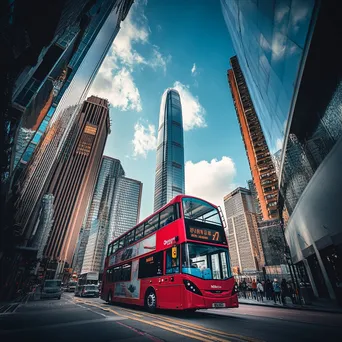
[183,280,202,296]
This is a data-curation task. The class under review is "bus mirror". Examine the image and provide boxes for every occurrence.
[172,246,177,259]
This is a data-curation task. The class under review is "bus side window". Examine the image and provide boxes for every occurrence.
[113,241,118,254]
[127,230,135,245]
[165,246,180,274]
[160,205,174,227]
[114,267,121,282]
[138,251,164,278]
[121,263,132,281]
[135,224,144,241]
[144,214,159,236]
[174,203,180,220]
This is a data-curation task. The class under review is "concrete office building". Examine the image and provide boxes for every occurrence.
[224,187,265,274]
[43,96,110,276]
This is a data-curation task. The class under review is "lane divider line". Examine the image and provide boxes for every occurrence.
[98,303,262,342]
[76,300,230,342]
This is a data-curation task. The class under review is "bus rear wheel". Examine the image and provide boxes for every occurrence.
[145,289,157,313]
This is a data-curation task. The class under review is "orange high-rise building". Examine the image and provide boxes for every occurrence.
[44,96,110,272]
[227,56,278,221]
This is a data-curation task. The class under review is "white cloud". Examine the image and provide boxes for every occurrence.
[185,157,237,207]
[148,47,172,74]
[91,68,142,112]
[173,81,206,131]
[191,63,197,75]
[90,1,170,111]
[132,122,157,158]
[156,24,162,32]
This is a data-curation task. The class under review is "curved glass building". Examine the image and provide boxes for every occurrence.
[154,88,185,211]
[222,0,342,303]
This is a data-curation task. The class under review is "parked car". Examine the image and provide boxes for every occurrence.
[41,280,62,300]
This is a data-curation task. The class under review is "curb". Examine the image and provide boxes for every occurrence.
[239,301,342,314]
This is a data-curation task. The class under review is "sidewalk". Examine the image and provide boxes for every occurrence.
[238,296,342,314]
[0,293,31,314]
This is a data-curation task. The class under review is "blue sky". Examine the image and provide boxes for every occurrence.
[90,0,251,220]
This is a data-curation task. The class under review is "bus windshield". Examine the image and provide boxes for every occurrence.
[182,243,231,280]
[182,198,222,226]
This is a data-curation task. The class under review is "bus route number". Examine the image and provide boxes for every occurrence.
[189,227,220,242]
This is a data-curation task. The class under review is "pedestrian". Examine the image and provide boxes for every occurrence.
[257,279,264,302]
[241,280,247,298]
[251,279,257,300]
[265,279,273,300]
[281,279,289,305]
[272,278,281,303]
[287,281,296,304]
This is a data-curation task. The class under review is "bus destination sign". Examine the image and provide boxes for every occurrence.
[188,226,226,244]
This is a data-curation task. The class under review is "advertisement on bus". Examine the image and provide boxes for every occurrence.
[114,260,140,299]
[109,234,156,267]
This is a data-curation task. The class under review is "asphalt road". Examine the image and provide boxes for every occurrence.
[0,292,341,342]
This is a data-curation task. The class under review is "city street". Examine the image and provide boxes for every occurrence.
[0,293,341,342]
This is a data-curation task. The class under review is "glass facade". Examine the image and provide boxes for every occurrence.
[108,177,143,245]
[223,0,342,302]
[154,89,185,211]
[221,0,316,153]
[15,0,134,168]
[74,157,124,274]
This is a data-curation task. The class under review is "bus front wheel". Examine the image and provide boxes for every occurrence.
[145,289,157,313]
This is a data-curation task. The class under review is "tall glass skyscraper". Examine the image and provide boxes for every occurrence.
[73,156,124,274]
[109,177,143,242]
[14,0,134,169]
[221,0,342,303]
[154,88,185,211]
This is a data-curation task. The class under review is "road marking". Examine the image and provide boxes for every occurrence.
[101,303,262,342]
[77,300,231,341]
[116,321,164,342]
[76,298,264,342]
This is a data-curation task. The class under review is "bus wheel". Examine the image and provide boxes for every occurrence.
[108,291,112,304]
[145,289,156,313]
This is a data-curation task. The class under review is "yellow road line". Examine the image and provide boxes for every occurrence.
[76,299,229,341]
[102,304,262,342]
[76,299,262,342]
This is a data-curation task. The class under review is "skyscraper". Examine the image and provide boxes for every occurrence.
[221,0,342,302]
[73,156,124,274]
[14,104,80,238]
[228,56,279,221]
[224,187,265,274]
[108,177,142,242]
[13,0,134,169]
[154,88,185,211]
[247,180,262,222]
[42,96,110,276]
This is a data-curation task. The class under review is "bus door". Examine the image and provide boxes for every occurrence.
[158,246,182,309]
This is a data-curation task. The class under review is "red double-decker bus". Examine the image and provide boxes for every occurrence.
[101,195,238,312]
